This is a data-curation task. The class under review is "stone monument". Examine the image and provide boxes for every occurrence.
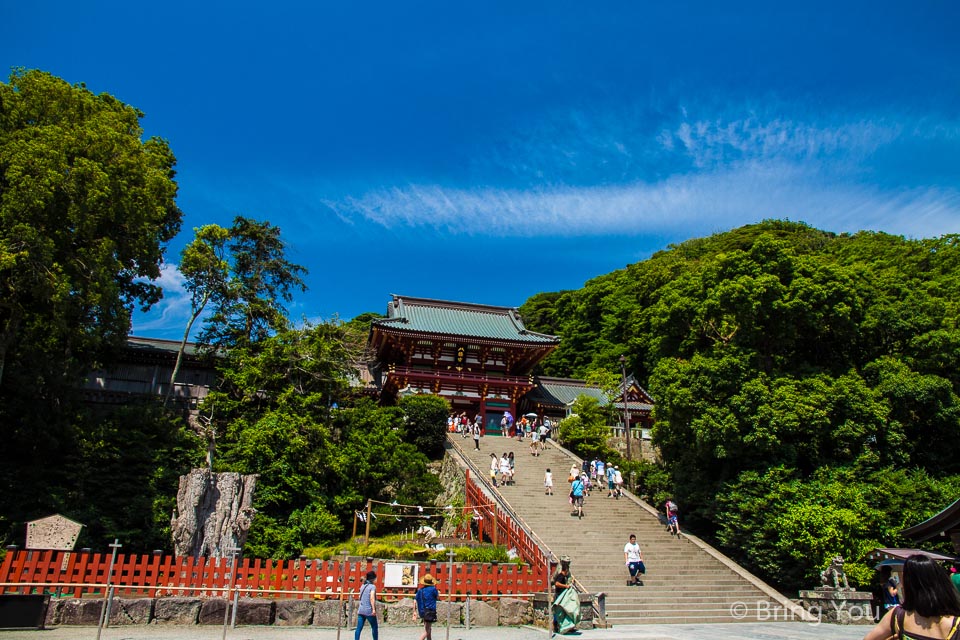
[798,555,874,625]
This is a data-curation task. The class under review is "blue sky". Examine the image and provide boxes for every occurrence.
[4,1,959,339]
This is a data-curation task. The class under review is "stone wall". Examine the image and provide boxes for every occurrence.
[436,450,468,537]
[44,595,539,628]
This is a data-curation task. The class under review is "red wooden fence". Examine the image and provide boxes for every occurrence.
[463,469,553,591]
[0,550,545,600]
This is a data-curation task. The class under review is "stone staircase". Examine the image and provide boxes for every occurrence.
[449,434,807,625]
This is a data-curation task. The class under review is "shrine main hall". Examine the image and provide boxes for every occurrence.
[366,294,652,435]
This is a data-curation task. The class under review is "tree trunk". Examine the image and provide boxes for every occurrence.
[170,468,258,558]
[165,300,206,406]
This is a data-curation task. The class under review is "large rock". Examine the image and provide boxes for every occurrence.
[198,598,228,625]
[170,469,258,558]
[275,600,314,626]
[44,599,65,627]
[436,600,462,625]
[531,592,551,629]
[235,597,274,625]
[466,598,498,627]
[109,598,154,625]
[153,597,200,624]
[57,598,103,625]
[313,599,345,627]
[384,597,415,625]
[498,597,530,625]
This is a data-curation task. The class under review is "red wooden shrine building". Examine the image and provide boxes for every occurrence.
[366,294,654,435]
[367,295,561,434]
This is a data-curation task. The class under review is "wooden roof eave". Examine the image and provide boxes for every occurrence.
[901,498,960,543]
[373,326,560,349]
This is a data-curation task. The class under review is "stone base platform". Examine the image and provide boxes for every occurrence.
[797,589,875,625]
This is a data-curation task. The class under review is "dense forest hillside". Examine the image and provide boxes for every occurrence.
[520,220,960,590]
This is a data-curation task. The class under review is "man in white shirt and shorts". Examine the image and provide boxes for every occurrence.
[624,534,645,586]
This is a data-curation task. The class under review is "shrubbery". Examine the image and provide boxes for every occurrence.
[523,221,960,591]
[303,536,520,564]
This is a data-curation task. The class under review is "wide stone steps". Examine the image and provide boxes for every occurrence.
[451,435,797,626]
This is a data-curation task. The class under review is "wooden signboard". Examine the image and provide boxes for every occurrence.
[25,514,83,551]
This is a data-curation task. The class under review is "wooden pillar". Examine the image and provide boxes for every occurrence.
[364,500,372,544]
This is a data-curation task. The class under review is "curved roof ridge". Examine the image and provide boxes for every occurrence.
[391,294,519,314]
[375,294,559,344]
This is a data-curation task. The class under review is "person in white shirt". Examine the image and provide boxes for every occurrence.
[623,534,645,586]
[544,468,553,495]
[499,453,511,486]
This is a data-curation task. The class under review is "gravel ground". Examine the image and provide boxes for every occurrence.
[0,622,869,640]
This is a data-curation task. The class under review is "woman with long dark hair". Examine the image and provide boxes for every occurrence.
[864,554,960,640]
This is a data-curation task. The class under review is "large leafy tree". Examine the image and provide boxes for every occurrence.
[0,69,181,387]
[398,394,450,458]
[0,69,182,540]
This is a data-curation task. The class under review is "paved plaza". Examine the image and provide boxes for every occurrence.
[0,623,869,640]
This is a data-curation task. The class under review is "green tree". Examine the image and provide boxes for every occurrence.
[0,69,182,542]
[522,220,960,589]
[557,395,615,461]
[715,465,960,591]
[66,405,204,551]
[0,69,181,386]
[165,224,230,408]
[200,216,307,349]
[206,323,445,557]
[398,394,450,458]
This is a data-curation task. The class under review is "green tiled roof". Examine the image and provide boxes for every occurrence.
[530,377,609,406]
[529,377,654,412]
[374,295,559,344]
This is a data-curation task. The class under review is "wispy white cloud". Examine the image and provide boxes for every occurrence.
[326,104,960,240]
[326,164,960,240]
[661,116,900,169]
[131,262,192,336]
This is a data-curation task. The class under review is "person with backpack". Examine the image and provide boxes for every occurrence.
[355,570,379,640]
[570,475,586,519]
[413,573,439,640]
[666,498,680,537]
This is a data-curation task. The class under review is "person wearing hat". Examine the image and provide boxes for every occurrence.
[414,572,439,640]
[355,570,379,640]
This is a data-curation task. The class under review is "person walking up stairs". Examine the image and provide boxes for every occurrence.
[449,433,809,625]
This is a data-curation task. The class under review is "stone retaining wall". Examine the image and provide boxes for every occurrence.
[44,595,538,628]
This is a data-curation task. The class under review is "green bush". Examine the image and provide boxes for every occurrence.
[302,537,520,564]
